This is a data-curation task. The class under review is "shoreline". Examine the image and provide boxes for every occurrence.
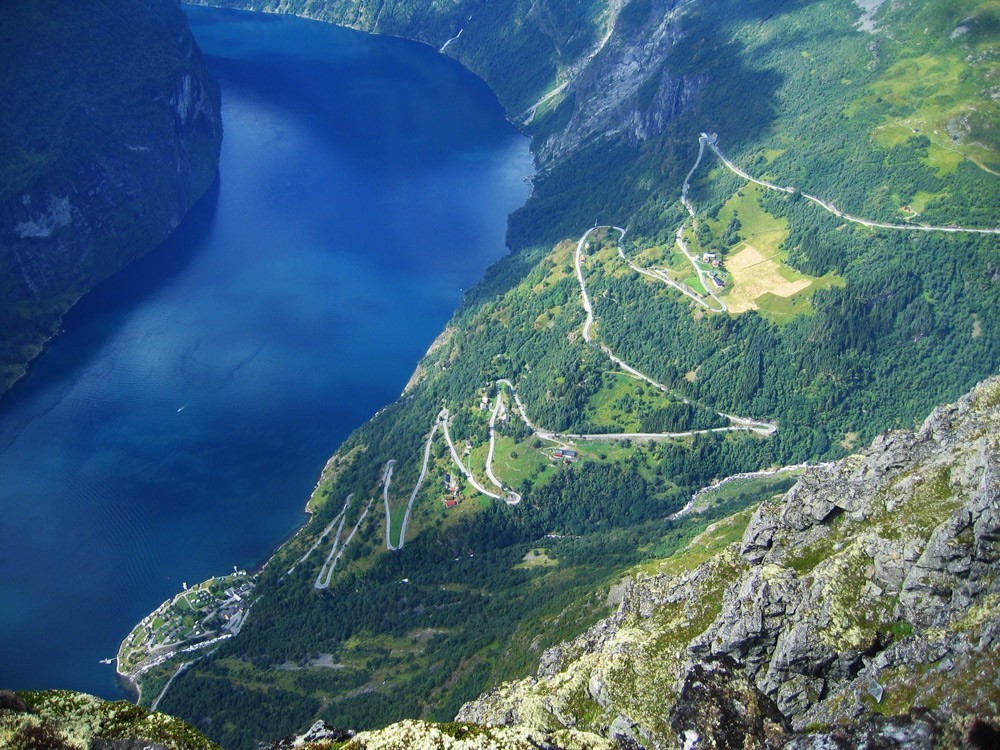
[0,169,223,409]
[93,3,537,705]
[116,572,254,704]
[118,670,141,705]
[183,2,533,138]
[0,300,80,407]
[46,5,534,703]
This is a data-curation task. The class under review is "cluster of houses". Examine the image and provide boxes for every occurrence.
[216,581,254,631]
[552,448,578,462]
[442,473,460,508]
[701,253,726,288]
[133,577,255,655]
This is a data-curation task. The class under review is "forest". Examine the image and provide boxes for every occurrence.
[149,0,997,747]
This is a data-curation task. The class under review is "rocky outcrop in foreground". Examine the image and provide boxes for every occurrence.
[0,690,218,750]
[7,380,998,749]
[311,719,613,750]
[457,378,1000,748]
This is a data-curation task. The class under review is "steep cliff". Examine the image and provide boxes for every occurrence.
[186,0,700,166]
[458,378,1000,748]
[185,0,607,114]
[0,0,222,393]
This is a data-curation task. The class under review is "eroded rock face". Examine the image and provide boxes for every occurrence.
[534,0,702,165]
[668,655,788,750]
[2,58,221,302]
[287,718,616,750]
[458,378,1000,749]
[264,719,355,748]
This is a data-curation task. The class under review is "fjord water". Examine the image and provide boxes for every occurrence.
[0,7,530,697]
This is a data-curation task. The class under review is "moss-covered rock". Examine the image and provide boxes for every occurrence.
[0,689,219,750]
[342,719,613,750]
[458,378,1000,748]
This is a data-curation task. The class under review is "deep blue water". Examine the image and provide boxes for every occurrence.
[0,6,530,698]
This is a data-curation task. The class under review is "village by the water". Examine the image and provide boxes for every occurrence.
[116,572,254,684]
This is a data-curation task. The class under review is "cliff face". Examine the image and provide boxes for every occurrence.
[457,378,1000,748]
[187,0,700,165]
[100,1,999,745]
[0,0,222,392]
[530,0,701,166]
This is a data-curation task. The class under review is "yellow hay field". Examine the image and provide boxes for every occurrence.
[725,245,811,313]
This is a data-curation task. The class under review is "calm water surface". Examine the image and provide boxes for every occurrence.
[0,6,530,697]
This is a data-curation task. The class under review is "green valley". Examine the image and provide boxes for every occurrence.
[33,0,998,747]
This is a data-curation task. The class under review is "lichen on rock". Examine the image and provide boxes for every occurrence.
[0,689,219,750]
[457,378,1000,749]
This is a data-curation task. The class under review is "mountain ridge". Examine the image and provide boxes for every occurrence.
[455,376,1000,747]
[22,376,996,748]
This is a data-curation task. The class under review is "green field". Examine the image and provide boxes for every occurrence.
[866,53,999,175]
[699,185,844,321]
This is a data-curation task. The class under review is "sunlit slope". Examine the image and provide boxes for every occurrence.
[142,2,997,747]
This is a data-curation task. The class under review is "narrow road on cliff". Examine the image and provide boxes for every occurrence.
[385,419,441,551]
[441,409,506,501]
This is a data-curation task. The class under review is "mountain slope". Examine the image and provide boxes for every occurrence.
[0,0,222,394]
[23,380,998,750]
[457,376,1000,748]
[131,1,997,747]
[0,689,219,750]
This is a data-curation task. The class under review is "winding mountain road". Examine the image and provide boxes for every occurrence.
[483,389,523,505]
[286,494,353,576]
[384,419,441,551]
[322,497,374,589]
[315,495,353,588]
[703,134,1000,235]
[485,391,506,491]
[572,224,776,436]
[574,227,599,343]
[299,129,995,589]
[380,459,398,551]
[441,409,506,501]
[646,132,999,319]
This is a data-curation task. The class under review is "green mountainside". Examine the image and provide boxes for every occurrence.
[121,1,1000,747]
[0,0,222,394]
[283,376,1000,748]
[457,376,1000,747]
[19,377,998,749]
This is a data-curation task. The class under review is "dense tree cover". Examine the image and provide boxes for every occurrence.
[159,455,773,748]
[155,223,796,746]
[158,0,997,746]
[593,222,997,446]
[511,0,1000,446]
